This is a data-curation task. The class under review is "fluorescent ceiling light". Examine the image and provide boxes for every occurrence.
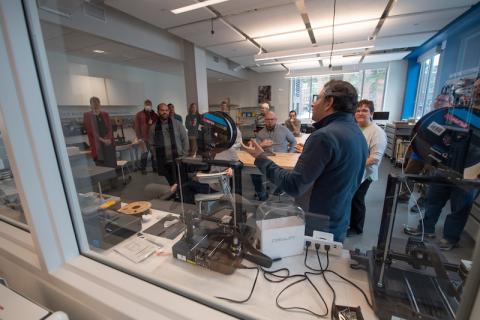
[171,0,230,14]
[255,45,374,62]
[93,50,105,54]
[262,56,343,66]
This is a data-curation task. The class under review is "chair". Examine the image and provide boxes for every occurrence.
[117,160,131,185]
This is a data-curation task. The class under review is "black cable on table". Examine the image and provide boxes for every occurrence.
[215,266,259,303]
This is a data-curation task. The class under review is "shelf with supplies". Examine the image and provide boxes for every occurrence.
[384,121,414,165]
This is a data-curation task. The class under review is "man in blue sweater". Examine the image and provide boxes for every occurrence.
[242,80,368,241]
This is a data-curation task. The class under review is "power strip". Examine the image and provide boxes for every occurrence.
[304,231,343,256]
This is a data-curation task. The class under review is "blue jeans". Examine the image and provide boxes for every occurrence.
[421,184,478,243]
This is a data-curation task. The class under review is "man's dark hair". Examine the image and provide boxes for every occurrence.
[357,99,374,113]
[144,99,152,106]
[289,110,296,115]
[89,96,100,105]
[323,80,358,113]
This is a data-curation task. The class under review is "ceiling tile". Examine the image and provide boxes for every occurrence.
[105,0,215,29]
[213,0,293,16]
[229,55,257,67]
[390,0,476,15]
[225,3,305,38]
[207,40,259,58]
[379,8,467,37]
[306,0,386,28]
[250,65,286,73]
[374,32,436,50]
[169,19,245,47]
[313,20,377,46]
[255,30,312,52]
[362,51,410,63]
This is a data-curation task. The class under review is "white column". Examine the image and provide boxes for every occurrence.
[183,41,209,113]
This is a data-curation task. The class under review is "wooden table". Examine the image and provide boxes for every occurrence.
[237,150,300,170]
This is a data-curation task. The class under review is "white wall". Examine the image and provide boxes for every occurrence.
[208,70,290,122]
[208,60,408,123]
[46,51,188,118]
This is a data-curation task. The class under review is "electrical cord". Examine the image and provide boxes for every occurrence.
[215,265,259,303]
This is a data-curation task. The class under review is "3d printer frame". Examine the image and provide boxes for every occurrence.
[351,173,480,320]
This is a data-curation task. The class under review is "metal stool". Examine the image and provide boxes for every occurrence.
[117,160,131,185]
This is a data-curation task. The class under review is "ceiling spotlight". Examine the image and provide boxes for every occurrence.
[93,49,105,54]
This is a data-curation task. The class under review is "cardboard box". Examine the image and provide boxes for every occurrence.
[257,216,305,259]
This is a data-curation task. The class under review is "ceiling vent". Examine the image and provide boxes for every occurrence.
[213,56,220,63]
[331,65,343,71]
[83,1,106,23]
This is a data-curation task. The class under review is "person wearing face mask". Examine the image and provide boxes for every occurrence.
[135,99,158,174]
[83,96,116,168]
[348,100,387,236]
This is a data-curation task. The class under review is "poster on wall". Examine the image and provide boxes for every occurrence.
[258,85,271,103]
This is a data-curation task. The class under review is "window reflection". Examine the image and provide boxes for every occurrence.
[0,130,27,229]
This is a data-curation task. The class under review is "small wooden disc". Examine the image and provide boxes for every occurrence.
[118,201,151,216]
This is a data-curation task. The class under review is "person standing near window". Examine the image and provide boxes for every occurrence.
[149,103,189,194]
[284,110,301,137]
[349,100,387,235]
[134,99,157,174]
[185,102,201,156]
[83,96,116,168]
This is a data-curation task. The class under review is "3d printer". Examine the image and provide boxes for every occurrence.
[171,111,272,274]
[352,106,480,320]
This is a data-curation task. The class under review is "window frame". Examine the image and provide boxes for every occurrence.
[413,49,442,119]
[289,68,388,121]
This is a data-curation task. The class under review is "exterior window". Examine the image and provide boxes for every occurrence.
[0,129,27,230]
[290,68,387,120]
[414,53,441,118]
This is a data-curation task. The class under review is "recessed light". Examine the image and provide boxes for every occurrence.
[218,78,223,81]
[93,50,105,54]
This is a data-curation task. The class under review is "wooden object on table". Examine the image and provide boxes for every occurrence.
[118,201,151,216]
[237,151,300,170]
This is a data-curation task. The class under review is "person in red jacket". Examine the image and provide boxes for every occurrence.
[83,96,116,168]
[134,99,158,174]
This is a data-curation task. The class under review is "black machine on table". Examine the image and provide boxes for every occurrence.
[351,106,480,320]
[171,111,272,274]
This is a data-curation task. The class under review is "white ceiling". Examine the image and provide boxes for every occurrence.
[54,0,478,74]
[104,0,478,73]
[207,69,244,83]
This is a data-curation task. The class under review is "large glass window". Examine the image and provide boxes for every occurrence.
[290,68,387,120]
[414,53,441,118]
[0,129,27,230]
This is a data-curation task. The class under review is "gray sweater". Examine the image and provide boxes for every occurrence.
[148,118,189,160]
[256,124,297,153]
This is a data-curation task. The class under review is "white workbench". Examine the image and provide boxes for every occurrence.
[91,208,376,320]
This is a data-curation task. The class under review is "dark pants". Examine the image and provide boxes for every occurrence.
[420,184,478,243]
[158,161,178,186]
[350,178,373,233]
[140,142,152,171]
[251,174,267,200]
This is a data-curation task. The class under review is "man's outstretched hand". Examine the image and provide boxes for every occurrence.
[241,139,265,158]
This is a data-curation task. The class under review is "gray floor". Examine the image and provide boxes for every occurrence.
[109,158,476,265]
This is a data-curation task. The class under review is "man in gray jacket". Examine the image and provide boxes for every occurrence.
[149,103,189,193]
